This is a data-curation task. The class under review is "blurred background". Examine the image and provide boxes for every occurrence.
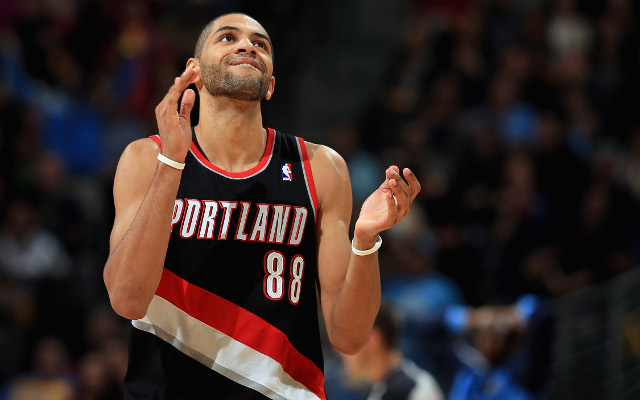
[0,0,639,399]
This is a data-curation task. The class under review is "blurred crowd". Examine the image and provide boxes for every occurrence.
[0,0,639,399]
[326,0,640,398]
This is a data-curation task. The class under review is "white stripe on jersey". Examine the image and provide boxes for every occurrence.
[132,295,323,400]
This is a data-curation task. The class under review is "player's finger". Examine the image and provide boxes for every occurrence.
[402,168,421,202]
[155,78,180,121]
[167,67,198,110]
[179,88,196,130]
[167,77,186,110]
[388,177,410,218]
[384,187,398,224]
[180,66,200,86]
[385,167,411,200]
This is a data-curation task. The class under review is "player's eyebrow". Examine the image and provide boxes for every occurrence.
[214,26,272,50]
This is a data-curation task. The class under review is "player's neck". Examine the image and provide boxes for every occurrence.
[196,96,267,173]
[369,350,402,383]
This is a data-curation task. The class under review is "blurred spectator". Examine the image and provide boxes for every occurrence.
[449,322,534,400]
[443,294,554,399]
[0,32,105,176]
[96,337,127,399]
[326,121,381,208]
[31,152,88,256]
[75,350,121,400]
[533,110,590,229]
[546,0,593,58]
[0,198,71,295]
[380,207,465,373]
[0,270,35,384]
[80,305,128,398]
[491,150,551,298]
[0,336,76,400]
[487,74,539,149]
[82,305,126,351]
[342,303,444,400]
[433,217,487,306]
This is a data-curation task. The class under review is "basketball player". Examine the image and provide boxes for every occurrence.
[103,12,421,399]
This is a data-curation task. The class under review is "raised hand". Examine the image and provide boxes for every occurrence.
[154,65,201,163]
[354,166,421,240]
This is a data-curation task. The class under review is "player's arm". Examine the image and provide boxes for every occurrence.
[103,65,200,320]
[103,138,182,320]
[310,144,420,355]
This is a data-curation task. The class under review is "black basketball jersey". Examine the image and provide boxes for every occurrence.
[124,128,326,400]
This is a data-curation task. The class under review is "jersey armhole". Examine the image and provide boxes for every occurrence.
[149,134,162,150]
[296,137,318,222]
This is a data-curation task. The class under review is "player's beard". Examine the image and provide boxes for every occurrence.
[200,61,270,102]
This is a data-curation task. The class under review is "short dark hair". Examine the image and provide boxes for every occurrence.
[373,302,401,349]
[194,12,273,61]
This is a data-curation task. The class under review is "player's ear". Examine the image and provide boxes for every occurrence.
[187,58,204,90]
[265,76,275,100]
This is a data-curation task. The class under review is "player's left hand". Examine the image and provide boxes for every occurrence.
[354,166,421,240]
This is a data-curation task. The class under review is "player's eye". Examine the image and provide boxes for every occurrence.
[253,40,266,49]
[220,34,234,42]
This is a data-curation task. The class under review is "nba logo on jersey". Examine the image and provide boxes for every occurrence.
[281,163,292,181]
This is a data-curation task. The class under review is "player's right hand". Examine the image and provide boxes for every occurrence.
[155,65,201,163]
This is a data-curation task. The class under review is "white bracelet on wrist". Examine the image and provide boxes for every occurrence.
[351,235,382,256]
[157,153,185,170]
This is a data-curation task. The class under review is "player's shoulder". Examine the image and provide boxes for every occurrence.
[121,136,161,160]
[301,140,351,209]
[383,371,416,400]
[302,140,348,177]
[114,137,161,183]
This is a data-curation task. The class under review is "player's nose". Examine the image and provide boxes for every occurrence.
[234,37,257,55]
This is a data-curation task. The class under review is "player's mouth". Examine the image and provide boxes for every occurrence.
[229,57,263,71]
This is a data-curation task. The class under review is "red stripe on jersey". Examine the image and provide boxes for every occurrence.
[190,128,275,178]
[149,134,162,149]
[297,138,318,221]
[155,268,326,399]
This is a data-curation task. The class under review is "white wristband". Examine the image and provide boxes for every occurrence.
[157,153,185,170]
[351,235,382,256]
